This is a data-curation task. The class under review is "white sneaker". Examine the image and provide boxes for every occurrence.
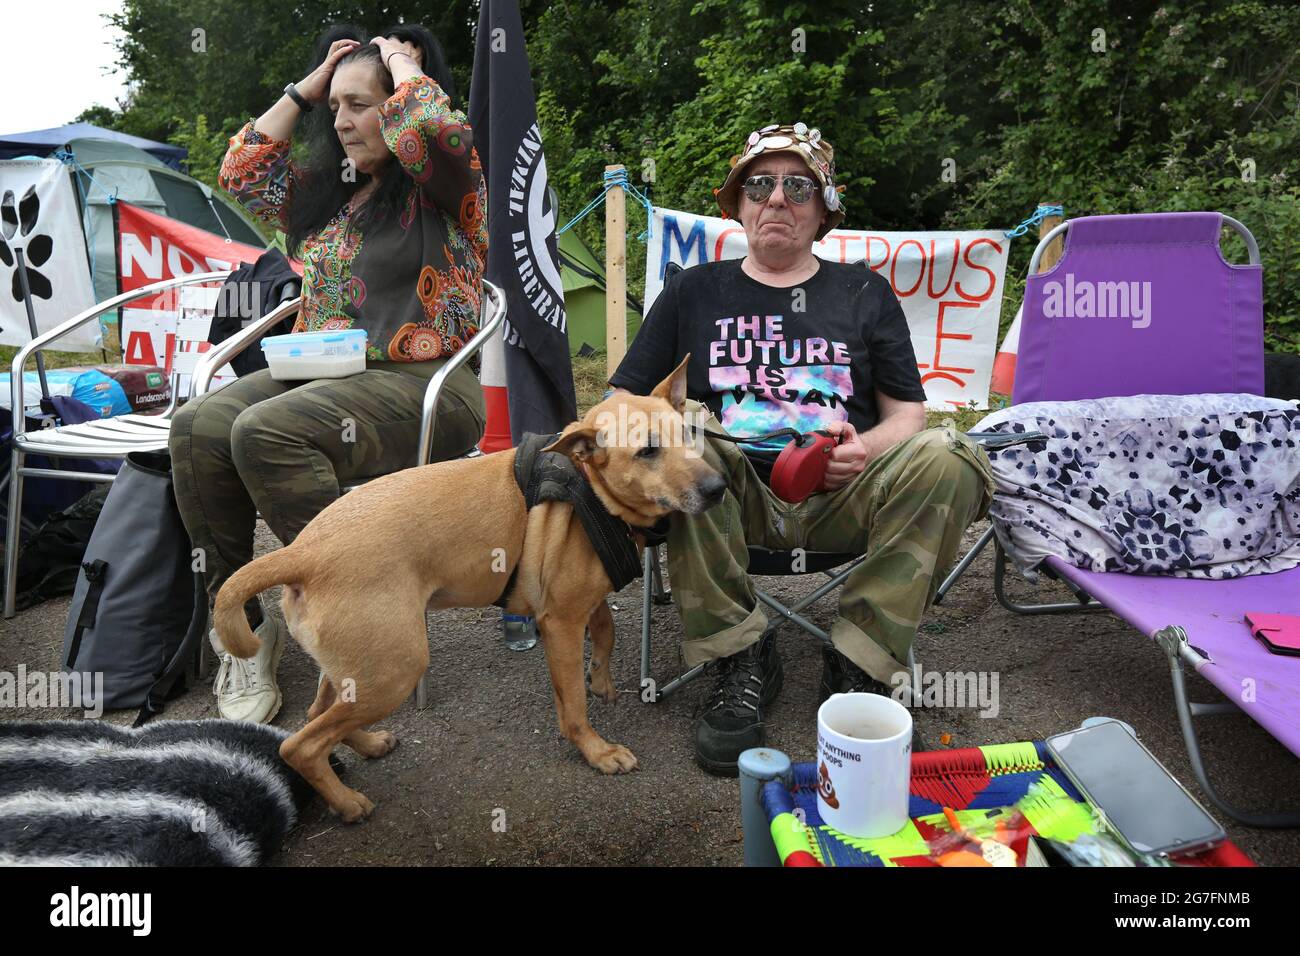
[212,614,288,724]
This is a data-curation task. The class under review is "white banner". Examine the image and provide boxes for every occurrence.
[645,207,1009,410]
[0,160,98,350]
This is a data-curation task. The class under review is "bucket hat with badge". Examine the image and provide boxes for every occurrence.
[714,122,845,240]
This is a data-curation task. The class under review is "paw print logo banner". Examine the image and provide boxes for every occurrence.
[0,160,97,349]
[645,207,1009,411]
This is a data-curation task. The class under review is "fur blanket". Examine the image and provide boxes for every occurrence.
[977,393,1300,579]
[0,719,315,866]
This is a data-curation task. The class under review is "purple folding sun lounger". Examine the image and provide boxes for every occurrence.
[935,212,1300,827]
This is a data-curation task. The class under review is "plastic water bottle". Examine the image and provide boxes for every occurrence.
[502,613,538,651]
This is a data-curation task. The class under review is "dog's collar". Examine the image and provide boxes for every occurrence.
[493,433,645,609]
[575,458,664,529]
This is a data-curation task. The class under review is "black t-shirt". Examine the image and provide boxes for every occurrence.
[610,258,928,480]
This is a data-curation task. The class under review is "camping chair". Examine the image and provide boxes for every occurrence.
[4,271,232,618]
[189,279,508,708]
[639,544,921,702]
[932,211,1300,826]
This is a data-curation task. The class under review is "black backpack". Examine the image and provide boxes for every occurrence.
[207,248,302,377]
[13,484,110,612]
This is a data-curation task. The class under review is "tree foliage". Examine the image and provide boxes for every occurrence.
[83,0,1299,349]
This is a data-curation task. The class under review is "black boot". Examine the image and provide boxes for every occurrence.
[693,629,784,776]
[819,643,892,701]
[819,645,927,752]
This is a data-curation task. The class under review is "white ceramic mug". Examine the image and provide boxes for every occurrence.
[816,692,913,838]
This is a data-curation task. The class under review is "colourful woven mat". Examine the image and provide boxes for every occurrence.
[760,741,1253,867]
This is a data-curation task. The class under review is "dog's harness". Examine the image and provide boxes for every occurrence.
[493,432,646,609]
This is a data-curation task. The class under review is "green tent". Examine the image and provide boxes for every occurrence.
[61,137,266,309]
[559,229,642,356]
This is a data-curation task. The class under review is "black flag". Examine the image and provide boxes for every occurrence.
[469,0,576,442]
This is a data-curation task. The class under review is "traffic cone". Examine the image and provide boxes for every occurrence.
[478,321,512,454]
[477,323,537,649]
[990,305,1021,398]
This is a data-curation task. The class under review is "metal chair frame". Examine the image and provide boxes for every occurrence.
[5,271,234,618]
[189,281,508,708]
[6,275,507,714]
[639,544,915,702]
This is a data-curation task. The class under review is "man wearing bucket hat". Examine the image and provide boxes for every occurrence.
[610,123,996,775]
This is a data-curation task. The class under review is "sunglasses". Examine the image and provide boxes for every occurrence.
[742,174,817,205]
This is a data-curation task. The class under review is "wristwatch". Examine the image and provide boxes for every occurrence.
[284,82,313,113]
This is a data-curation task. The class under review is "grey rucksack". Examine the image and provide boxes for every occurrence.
[61,450,206,724]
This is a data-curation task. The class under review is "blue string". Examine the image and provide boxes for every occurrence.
[557,167,656,241]
[562,181,1055,246]
[54,148,120,207]
[1004,204,1064,238]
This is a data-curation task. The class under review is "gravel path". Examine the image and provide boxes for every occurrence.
[4,519,1297,866]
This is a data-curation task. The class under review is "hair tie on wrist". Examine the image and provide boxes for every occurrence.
[386,51,411,71]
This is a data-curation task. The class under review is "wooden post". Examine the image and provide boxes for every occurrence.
[605,164,627,378]
[1038,201,1065,272]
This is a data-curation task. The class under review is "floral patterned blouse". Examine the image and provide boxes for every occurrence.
[218,74,487,363]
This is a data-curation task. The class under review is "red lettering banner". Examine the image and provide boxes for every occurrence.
[116,201,290,393]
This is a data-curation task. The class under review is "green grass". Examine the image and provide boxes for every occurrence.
[572,353,614,415]
[0,345,111,373]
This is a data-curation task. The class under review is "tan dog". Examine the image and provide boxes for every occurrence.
[213,357,723,822]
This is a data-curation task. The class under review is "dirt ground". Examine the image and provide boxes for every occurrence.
[4,516,1299,866]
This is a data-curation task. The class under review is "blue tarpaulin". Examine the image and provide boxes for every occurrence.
[0,123,187,170]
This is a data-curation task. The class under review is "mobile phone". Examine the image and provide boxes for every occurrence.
[1046,720,1226,859]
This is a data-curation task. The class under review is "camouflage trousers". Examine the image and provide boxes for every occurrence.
[169,359,485,605]
[667,401,996,683]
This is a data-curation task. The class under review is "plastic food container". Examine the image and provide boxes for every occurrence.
[261,329,367,381]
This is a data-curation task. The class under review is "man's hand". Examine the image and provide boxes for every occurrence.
[820,396,926,492]
[822,420,868,491]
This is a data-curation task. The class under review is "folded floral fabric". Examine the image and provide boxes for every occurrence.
[974,393,1300,579]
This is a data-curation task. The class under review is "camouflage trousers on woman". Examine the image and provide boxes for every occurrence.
[667,401,996,683]
[169,359,485,607]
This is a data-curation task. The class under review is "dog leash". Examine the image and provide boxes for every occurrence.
[688,423,1047,449]
[686,424,838,448]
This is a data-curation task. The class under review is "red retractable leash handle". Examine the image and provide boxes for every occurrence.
[770,429,843,502]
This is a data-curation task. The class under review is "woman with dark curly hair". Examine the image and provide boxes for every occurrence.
[169,23,487,723]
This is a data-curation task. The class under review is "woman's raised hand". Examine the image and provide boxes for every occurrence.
[372,36,423,74]
[297,38,362,103]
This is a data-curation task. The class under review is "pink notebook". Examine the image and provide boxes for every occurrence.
[1245,612,1300,656]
